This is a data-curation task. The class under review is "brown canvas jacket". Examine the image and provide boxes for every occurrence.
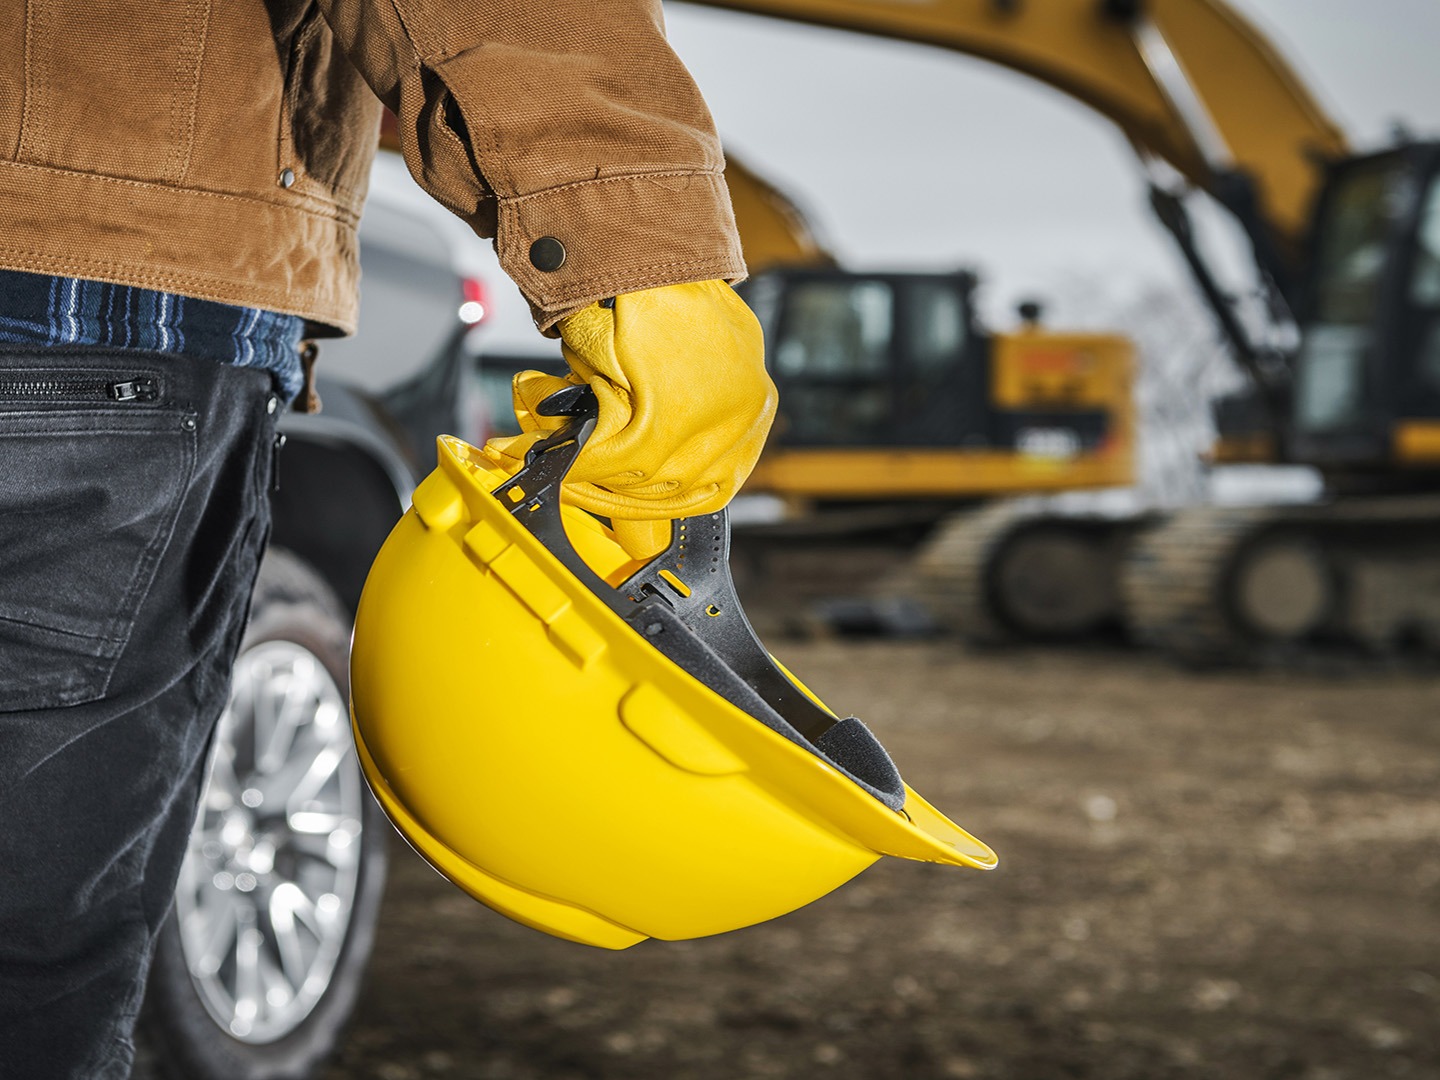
[0,0,746,336]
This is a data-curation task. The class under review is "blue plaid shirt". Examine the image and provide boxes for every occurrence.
[0,269,305,403]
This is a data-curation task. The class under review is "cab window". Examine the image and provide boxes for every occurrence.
[771,279,895,444]
[773,280,893,378]
[905,280,967,374]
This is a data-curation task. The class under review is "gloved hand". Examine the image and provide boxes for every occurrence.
[482,280,777,561]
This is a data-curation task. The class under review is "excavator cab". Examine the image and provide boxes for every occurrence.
[738,267,1133,501]
[1291,142,1440,475]
[727,266,1134,641]
[742,269,990,449]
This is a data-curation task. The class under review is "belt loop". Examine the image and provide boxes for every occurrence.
[294,340,322,414]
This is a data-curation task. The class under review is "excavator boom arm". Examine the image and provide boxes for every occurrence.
[683,0,1347,263]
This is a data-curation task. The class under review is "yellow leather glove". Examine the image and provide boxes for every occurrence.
[482,280,777,561]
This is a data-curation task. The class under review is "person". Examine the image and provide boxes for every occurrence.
[0,2,777,1077]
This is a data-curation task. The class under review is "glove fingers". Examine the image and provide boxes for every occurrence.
[512,370,586,435]
[610,518,674,562]
[521,282,775,527]
[560,478,725,522]
[470,439,696,564]
[478,431,544,474]
[556,306,629,391]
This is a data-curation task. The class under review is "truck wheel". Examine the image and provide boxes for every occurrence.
[141,548,388,1080]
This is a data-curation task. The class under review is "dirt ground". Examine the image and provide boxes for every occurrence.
[324,642,1440,1080]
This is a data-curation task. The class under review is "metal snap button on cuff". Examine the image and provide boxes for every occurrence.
[279,168,296,189]
[529,237,567,272]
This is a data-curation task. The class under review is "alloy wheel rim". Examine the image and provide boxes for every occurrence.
[175,640,364,1043]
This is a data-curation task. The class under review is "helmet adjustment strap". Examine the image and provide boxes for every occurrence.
[489,386,905,810]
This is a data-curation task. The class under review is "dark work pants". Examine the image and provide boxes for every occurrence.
[0,348,277,1079]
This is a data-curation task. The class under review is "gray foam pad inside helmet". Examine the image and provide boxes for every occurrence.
[634,600,906,811]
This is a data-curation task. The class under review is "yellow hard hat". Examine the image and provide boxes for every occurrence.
[349,387,995,949]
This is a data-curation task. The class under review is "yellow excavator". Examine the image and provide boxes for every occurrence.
[716,155,1137,634]
[693,0,1440,659]
[722,155,1135,508]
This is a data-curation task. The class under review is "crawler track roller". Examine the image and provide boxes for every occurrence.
[1121,497,1440,664]
[912,501,1138,644]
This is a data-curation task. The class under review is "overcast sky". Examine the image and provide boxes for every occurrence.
[663,0,1440,324]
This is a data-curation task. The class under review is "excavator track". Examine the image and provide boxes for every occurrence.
[911,501,1145,644]
[909,502,1028,643]
[1122,506,1281,661]
[1122,495,1440,664]
[730,503,952,638]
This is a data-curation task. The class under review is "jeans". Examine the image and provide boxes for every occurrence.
[0,347,278,1079]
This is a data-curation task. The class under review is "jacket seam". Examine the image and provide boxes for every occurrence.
[390,0,447,68]
[279,10,373,206]
[386,4,522,201]
[434,94,499,206]
[0,249,338,311]
[165,0,211,186]
[18,0,48,162]
[521,258,746,299]
[502,169,727,206]
[0,160,361,227]
[425,46,514,196]
[281,12,322,154]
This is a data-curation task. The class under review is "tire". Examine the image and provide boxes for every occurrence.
[140,548,388,1080]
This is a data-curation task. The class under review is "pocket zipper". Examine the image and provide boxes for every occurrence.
[0,377,160,403]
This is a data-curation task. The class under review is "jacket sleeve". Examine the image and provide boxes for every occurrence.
[315,0,747,331]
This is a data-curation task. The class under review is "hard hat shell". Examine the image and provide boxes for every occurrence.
[350,392,995,949]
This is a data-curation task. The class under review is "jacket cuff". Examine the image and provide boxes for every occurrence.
[494,170,748,332]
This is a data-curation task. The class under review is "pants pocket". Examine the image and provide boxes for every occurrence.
[0,409,195,711]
